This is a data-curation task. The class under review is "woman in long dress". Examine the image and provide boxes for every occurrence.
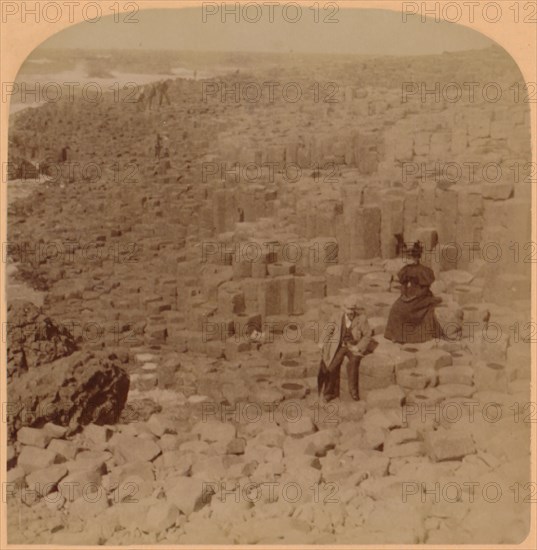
[384,242,444,344]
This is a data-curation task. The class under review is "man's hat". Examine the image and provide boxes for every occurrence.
[343,295,364,310]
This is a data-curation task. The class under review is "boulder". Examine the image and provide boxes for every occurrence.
[438,366,473,385]
[69,493,109,520]
[283,428,337,456]
[415,349,453,370]
[226,438,246,455]
[25,465,68,496]
[285,415,316,437]
[7,350,129,441]
[155,451,193,476]
[166,476,213,515]
[143,500,180,533]
[47,439,77,461]
[17,427,52,448]
[192,420,236,445]
[365,385,405,408]
[17,446,57,474]
[81,423,114,449]
[43,422,68,438]
[7,300,77,381]
[58,470,102,502]
[7,466,26,487]
[146,414,177,437]
[425,429,476,461]
[111,434,161,464]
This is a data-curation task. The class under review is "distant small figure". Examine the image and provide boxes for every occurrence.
[60,145,70,162]
[248,328,265,346]
[193,70,198,81]
[155,134,162,159]
[136,89,146,111]
[147,83,157,110]
[158,80,171,106]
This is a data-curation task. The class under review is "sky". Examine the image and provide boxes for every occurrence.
[38,8,495,56]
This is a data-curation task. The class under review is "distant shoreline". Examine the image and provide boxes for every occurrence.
[9,63,224,114]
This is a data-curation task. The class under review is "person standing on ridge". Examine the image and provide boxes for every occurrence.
[159,80,171,107]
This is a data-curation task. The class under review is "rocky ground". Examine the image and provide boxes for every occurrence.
[6,47,532,544]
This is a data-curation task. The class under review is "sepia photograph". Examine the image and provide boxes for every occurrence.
[1,1,535,546]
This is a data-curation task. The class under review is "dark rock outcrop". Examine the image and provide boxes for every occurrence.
[8,350,130,441]
[7,300,77,380]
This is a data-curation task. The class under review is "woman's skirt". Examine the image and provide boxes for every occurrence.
[384,295,444,343]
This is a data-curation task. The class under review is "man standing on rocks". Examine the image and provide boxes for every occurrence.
[158,79,172,107]
[136,87,146,111]
[59,145,70,163]
[147,83,158,110]
[318,295,373,402]
[155,133,162,159]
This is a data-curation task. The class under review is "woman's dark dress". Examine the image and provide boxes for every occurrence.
[384,263,444,343]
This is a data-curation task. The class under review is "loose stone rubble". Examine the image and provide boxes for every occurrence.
[6,46,531,544]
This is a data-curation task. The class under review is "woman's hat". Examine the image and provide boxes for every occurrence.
[403,241,424,258]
